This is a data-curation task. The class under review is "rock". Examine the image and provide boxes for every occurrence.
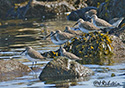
[67,6,97,21]
[64,32,114,65]
[85,0,125,28]
[42,29,125,65]
[97,0,125,21]
[28,0,88,19]
[86,0,105,7]
[110,26,125,43]
[39,56,94,81]
[111,35,125,63]
[0,60,31,82]
[0,0,12,19]
[0,0,88,20]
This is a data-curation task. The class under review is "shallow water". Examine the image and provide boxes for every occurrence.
[0,18,125,88]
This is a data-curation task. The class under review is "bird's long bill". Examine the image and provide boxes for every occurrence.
[51,32,56,36]
[72,21,79,27]
[20,50,26,55]
[44,33,51,39]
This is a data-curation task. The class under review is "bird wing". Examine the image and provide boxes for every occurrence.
[95,18,112,27]
[63,52,80,60]
[57,32,74,40]
[28,49,45,59]
[64,28,80,35]
[81,22,100,30]
[111,17,124,27]
[52,35,58,41]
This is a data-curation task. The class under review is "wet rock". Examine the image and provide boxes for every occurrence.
[39,56,94,81]
[0,60,31,82]
[0,0,12,19]
[0,0,88,19]
[97,0,125,21]
[67,6,97,21]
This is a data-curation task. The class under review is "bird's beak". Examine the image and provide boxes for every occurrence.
[44,32,56,40]
[72,21,79,27]
[20,50,26,55]
[52,32,56,36]
[43,33,51,40]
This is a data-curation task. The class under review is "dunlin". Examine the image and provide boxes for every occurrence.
[91,15,115,29]
[45,31,65,45]
[73,18,100,33]
[85,9,97,19]
[20,46,46,67]
[60,46,82,61]
[64,26,81,35]
[55,30,75,44]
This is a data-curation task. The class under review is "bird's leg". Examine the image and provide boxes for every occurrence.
[34,61,37,67]
[59,45,61,56]
[32,62,34,68]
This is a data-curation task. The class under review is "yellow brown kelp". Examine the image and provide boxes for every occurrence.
[64,31,114,65]
[41,50,59,58]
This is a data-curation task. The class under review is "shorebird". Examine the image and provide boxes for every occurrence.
[55,30,75,44]
[60,46,82,61]
[64,26,81,35]
[20,46,46,67]
[73,18,100,33]
[45,31,64,45]
[91,15,115,29]
[85,9,97,19]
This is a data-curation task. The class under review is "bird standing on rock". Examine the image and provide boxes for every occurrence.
[85,9,97,19]
[55,30,75,44]
[20,46,46,67]
[45,31,64,45]
[73,18,100,33]
[64,26,81,36]
[60,46,82,61]
[45,30,75,46]
[91,15,115,29]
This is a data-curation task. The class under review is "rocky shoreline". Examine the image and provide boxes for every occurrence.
[0,0,124,83]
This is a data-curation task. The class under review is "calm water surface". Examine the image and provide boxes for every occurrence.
[0,18,124,88]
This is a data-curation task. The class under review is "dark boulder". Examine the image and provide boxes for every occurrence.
[39,56,94,81]
[98,0,125,21]
[67,6,97,21]
[0,0,88,20]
